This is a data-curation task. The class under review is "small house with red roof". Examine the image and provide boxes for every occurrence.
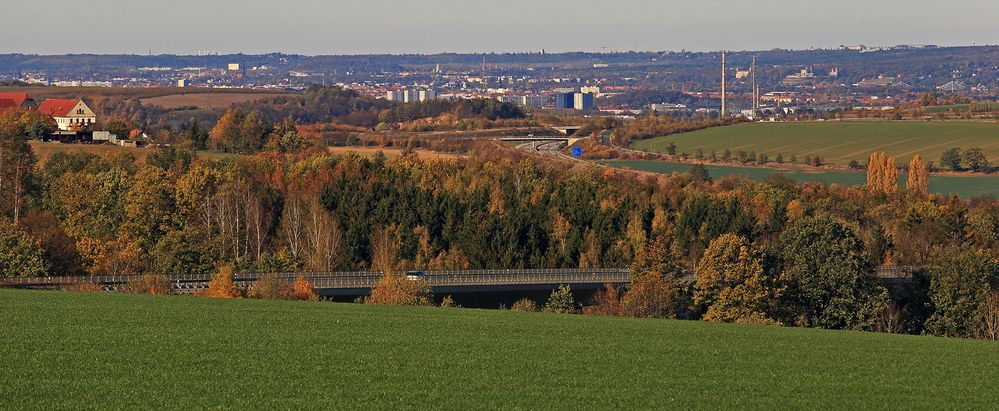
[0,93,36,114]
[128,129,149,140]
[37,99,96,131]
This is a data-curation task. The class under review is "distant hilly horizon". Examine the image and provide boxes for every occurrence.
[2,44,996,58]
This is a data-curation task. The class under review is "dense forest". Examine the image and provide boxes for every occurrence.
[3,102,999,338]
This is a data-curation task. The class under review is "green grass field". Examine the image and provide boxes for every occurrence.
[924,103,999,113]
[2,290,997,409]
[630,121,999,166]
[600,160,999,198]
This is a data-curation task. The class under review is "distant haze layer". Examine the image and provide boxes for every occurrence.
[1,0,997,55]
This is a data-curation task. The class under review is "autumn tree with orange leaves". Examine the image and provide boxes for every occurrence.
[907,154,929,196]
[867,152,899,194]
[366,273,433,306]
[294,275,320,301]
[204,265,241,298]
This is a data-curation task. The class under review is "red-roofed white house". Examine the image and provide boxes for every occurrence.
[37,99,96,131]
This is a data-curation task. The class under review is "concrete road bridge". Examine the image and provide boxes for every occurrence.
[1,266,921,296]
[499,136,587,146]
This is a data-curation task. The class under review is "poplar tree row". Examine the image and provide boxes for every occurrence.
[867,152,928,195]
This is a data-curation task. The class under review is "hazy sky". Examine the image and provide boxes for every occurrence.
[3,0,997,55]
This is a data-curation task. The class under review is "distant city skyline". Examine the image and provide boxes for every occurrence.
[2,0,997,55]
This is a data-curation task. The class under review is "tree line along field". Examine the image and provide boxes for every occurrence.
[2,289,997,409]
[924,102,999,113]
[139,92,292,109]
[599,160,999,198]
[27,141,239,165]
[629,121,999,167]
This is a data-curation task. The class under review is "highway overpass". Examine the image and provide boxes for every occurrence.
[499,136,587,146]
[1,266,920,296]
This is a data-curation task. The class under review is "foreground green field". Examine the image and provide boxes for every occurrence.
[630,121,999,166]
[2,290,997,409]
[601,160,999,198]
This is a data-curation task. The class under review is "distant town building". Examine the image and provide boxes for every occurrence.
[553,92,595,110]
[403,89,420,103]
[854,76,896,88]
[761,92,796,105]
[499,95,545,108]
[781,68,816,86]
[177,79,190,87]
[554,93,574,109]
[51,81,112,87]
[649,103,688,113]
[573,92,595,110]
[735,69,751,79]
[227,63,241,71]
[387,89,437,103]
[386,90,405,102]
[418,89,437,101]
[37,99,96,131]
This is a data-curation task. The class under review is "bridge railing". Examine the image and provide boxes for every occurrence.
[0,266,917,290]
[423,268,629,286]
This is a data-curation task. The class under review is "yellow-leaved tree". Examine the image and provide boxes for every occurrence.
[907,154,929,196]
[867,152,883,192]
[883,155,899,194]
[867,152,899,194]
[694,234,782,324]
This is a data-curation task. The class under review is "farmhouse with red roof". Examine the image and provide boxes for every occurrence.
[0,93,36,114]
[36,99,96,131]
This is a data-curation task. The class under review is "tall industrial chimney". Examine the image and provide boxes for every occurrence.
[721,50,727,118]
[752,55,758,115]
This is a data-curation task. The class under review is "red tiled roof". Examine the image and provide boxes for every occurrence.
[129,129,144,139]
[0,93,31,107]
[37,99,79,117]
[0,99,18,114]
